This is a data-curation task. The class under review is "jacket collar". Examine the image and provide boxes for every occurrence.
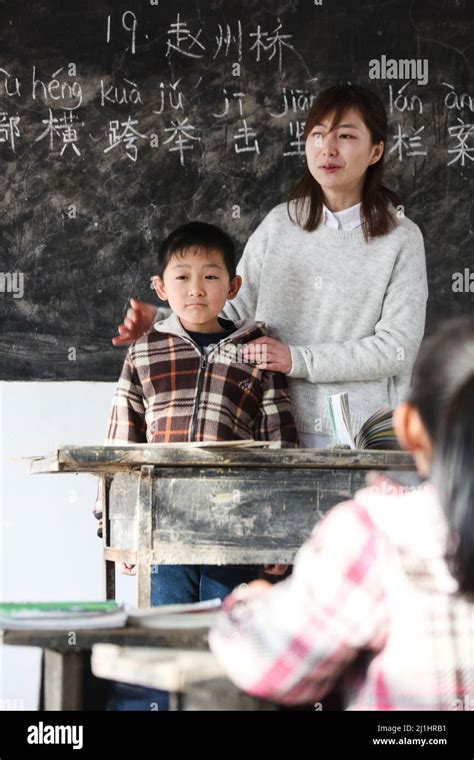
[153,311,266,345]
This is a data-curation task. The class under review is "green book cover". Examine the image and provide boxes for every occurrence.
[0,601,119,615]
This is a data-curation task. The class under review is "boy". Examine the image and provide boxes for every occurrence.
[99,221,298,606]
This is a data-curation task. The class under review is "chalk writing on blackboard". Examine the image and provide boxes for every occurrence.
[388,83,423,115]
[35,110,85,156]
[214,22,243,62]
[0,68,21,98]
[153,81,185,113]
[389,125,427,162]
[100,79,142,107]
[33,66,83,110]
[249,21,294,71]
[447,119,474,167]
[270,88,316,117]
[106,11,138,55]
[443,83,474,112]
[0,112,20,151]
[163,119,200,166]
[283,121,306,157]
[103,11,296,70]
[104,118,147,163]
[0,0,472,384]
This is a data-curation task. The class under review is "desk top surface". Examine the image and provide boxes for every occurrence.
[28,445,415,474]
[1,626,209,651]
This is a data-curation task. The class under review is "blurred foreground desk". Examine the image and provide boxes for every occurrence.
[30,445,415,606]
[0,626,208,711]
[91,643,277,711]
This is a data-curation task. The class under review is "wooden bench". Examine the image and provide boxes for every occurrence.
[91,643,277,710]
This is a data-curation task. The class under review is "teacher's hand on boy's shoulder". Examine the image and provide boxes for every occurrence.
[241,337,292,374]
[112,298,157,346]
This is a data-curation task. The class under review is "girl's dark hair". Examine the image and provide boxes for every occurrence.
[157,222,237,279]
[288,84,402,241]
[407,316,474,593]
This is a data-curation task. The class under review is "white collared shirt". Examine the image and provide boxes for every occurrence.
[323,201,362,231]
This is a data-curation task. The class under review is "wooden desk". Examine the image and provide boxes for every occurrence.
[1,626,208,711]
[30,446,415,606]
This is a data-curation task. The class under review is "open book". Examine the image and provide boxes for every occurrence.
[327,393,399,450]
[0,601,127,630]
[127,598,222,630]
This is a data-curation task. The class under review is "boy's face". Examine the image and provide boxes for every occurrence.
[153,247,241,333]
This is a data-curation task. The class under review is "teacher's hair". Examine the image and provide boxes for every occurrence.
[288,84,401,240]
[407,315,474,594]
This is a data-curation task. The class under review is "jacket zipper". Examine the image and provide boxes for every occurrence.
[172,330,249,441]
[189,351,208,441]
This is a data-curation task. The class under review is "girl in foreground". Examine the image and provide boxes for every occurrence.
[209,315,474,710]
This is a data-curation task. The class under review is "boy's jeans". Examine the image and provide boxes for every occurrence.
[106,563,261,711]
[150,563,262,606]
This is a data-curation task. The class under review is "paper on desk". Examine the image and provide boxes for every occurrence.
[101,440,281,449]
[127,598,222,629]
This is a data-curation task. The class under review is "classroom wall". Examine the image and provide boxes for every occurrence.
[0,382,136,709]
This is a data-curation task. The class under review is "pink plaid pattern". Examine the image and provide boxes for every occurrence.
[209,475,474,710]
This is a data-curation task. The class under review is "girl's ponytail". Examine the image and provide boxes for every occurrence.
[430,375,474,594]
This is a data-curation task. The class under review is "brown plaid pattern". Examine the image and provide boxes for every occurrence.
[106,313,298,446]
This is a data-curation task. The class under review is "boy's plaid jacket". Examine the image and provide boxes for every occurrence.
[106,312,298,446]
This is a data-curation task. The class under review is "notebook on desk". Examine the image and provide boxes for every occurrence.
[0,601,127,630]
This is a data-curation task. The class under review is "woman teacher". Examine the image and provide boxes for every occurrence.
[113,84,429,447]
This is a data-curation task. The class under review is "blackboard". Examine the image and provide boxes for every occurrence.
[0,0,472,380]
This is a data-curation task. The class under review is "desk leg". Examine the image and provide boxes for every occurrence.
[169,692,183,711]
[102,475,116,600]
[43,650,84,710]
[104,559,116,601]
[137,465,154,608]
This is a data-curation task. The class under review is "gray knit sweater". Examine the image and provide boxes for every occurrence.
[222,202,429,436]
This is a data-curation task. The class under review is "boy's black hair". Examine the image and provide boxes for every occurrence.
[157,222,237,279]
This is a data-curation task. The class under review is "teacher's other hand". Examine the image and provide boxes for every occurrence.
[242,337,292,374]
[112,298,157,346]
